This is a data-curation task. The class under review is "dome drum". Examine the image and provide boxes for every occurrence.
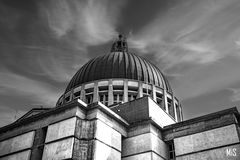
[57,78,182,122]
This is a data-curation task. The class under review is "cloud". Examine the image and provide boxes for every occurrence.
[0,69,60,127]
[126,0,240,102]
[228,88,240,102]
[0,69,59,106]
[129,0,240,70]
[0,106,26,127]
[22,0,127,84]
[0,1,128,126]
[39,0,126,47]
[172,56,240,100]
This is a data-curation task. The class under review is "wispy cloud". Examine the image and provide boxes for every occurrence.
[0,70,59,106]
[0,69,61,127]
[0,0,240,124]
[129,0,240,70]
[172,56,240,100]
[127,0,240,101]
[0,0,127,127]
[0,106,26,127]
[0,0,127,85]
[34,0,127,83]
[228,88,240,102]
[39,0,126,47]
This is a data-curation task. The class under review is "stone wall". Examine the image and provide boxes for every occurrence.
[0,150,31,160]
[0,131,35,159]
[177,144,240,160]
[112,97,176,127]
[0,102,127,160]
[174,124,240,159]
[122,122,169,160]
[42,138,74,160]
[40,103,126,160]
[174,124,239,155]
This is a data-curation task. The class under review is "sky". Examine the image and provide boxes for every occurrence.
[0,0,240,127]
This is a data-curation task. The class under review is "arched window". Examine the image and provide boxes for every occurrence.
[168,98,175,119]
[143,88,152,97]
[113,85,124,104]
[73,91,81,99]
[156,92,164,109]
[99,86,108,106]
[85,88,93,104]
[128,85,138,101]
[65,96,70,102]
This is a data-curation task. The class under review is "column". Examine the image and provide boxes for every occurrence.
[180,104,183,121]
[152,85,156,101]
[164,89,169,113]
[80,84,86,102]
[108,80,114,105]
[173,96,178,122]
[137,82,143,98]
[93,82,99,102]
[123,79,128,102]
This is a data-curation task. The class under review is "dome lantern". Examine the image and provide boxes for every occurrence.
[111,34,128,52]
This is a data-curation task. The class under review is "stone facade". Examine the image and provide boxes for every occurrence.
[0,97,240,160]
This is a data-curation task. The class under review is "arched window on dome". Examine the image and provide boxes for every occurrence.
[143,84,152,97]
[65,92,71,103]
[156,92,164,109]
[128,85,138,101]
[168,97,175,119]
[73,87,81,99]
[143,88,152,97]
[85,88,93,104]
[113,85,124,104]
[74,91,81,99]
[99,86,108,106]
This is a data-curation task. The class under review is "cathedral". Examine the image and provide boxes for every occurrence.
[0,35,239,160]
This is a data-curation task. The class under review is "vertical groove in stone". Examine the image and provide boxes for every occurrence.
[118,52,125,78]
[112,52,119,78]
[135,55,146,82]
[88,57,100,82]
[141,58,150,84]
[105,52,114,79]
[144,60,155,85]
[82,58,96,84]
[150,63,162,87]
[127,52,137,79]
[131,53,141,81]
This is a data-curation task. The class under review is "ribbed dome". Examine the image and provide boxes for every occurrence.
[65,51,172,93]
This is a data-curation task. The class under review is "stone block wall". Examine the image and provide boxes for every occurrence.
[122,123,169,160]
[87,107,124,160]
[42,117,76,160]
[0,102,127,160]
[0,131,35,160]
[41,105,125,160]
[0,150,32,160]
[173,124,240,160]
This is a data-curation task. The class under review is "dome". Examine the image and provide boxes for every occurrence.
[65,51,172,93]
[57,35,181,122]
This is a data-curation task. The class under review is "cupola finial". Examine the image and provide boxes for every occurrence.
[111,34,128,52]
